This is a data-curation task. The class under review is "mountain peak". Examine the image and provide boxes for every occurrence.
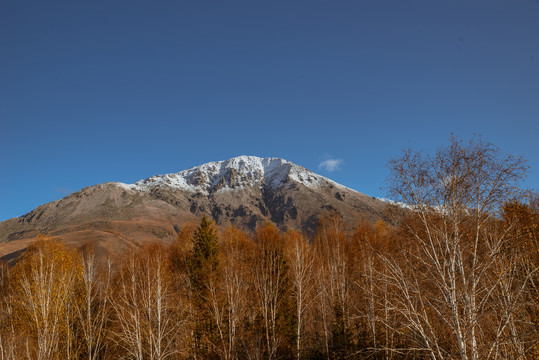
[0,156,391,255]
[118,156,340,194]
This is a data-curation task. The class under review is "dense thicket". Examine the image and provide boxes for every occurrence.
[0,138,537,359]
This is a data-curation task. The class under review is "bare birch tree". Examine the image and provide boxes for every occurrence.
[0,263,16,360]
[252,223,290,360]
[76,246,111,360]
[10,238,82,360]
[285,230,317,360]
[112,244,180,360]
[353,220,402,358]
[384,136,531,359]
[169,220,197,358]
[314,214,352,359]
[207,226,254,360]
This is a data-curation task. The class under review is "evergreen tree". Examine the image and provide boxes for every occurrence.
[189,214,219,301]
[188,214,220,358]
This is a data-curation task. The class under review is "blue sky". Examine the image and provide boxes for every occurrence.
[1,0,538,221]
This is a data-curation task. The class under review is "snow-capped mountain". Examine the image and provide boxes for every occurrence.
[119,156,343,194]
[0,156,393,260]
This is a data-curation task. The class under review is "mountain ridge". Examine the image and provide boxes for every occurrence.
[0,156,394,260]
[115,155,350,194]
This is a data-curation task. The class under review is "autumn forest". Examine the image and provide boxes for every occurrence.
[0,138,537,360]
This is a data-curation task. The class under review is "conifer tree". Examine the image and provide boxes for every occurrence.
[188,214,220,358]
[189,214,219,302]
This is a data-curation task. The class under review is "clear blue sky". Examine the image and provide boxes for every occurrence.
[1,0,538,221]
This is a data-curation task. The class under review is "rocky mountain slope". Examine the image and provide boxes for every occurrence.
[0,156,393,259]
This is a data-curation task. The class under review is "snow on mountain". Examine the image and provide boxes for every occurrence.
[0,156,395,257]
[115,156,343,194]
[377,197,452,213]
[376,198,413,210]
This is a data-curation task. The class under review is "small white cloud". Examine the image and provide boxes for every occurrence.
[318,158,343,172]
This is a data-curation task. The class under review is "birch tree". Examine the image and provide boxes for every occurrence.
[353,220,403,359]
[384,136,530,359]
[285,230,317,360]
[0,263,16,360]
[10,237,83,360]
[208,226,254,360]
[76,245,111,360]
[314,214,353,359]
[112,244,180,360]
[252,223,291,360]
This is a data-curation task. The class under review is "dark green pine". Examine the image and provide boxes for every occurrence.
[189,214,219,295]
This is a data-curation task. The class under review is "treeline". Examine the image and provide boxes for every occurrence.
[0,137,537,359]
[0,204,536,360]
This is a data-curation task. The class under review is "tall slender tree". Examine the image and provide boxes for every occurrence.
[285,230,317,360]
[111,243,179,360]
[253,223,293,360]
[188,214,220,358]
[189,214,220,300]
[211,226,254,360]
[76,245,111,360]
[314,214,354,359]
